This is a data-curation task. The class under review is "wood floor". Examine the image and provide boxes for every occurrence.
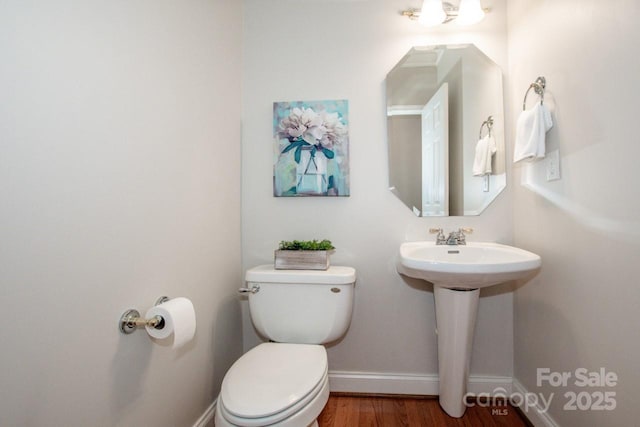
[317,394,531,427]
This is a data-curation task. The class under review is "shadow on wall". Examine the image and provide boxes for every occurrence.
[512,290,582,424]
[109,306,200,425]
[519,159,640,245]
[210,294,243,399]
[109,333,153,425]
[107,294,242,425]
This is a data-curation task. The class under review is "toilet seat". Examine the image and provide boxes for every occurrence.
[218,343,328,426]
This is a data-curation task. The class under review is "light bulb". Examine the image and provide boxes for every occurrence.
[418,0,446,27]
[456,0,485,25]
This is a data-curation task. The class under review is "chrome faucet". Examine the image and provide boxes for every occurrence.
[446,231,461,245]
[431,227,473,245]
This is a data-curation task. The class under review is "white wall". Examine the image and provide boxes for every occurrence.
[242,0,516,389]
[508,1,640,425]
[0,1,242,426]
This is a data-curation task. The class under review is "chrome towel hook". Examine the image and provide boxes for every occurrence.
[522,76,546,110]
[479,115,494,139]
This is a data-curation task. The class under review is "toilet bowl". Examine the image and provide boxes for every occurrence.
[215,265,356,427]
[215,343,330,427]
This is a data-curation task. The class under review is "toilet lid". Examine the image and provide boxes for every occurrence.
[221,342,327,419]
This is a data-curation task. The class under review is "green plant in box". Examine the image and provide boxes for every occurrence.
[275,239,335,270]
[278,239,335,251]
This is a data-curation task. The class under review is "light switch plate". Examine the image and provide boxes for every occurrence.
[483,175,489,192]
[546,149,560,181]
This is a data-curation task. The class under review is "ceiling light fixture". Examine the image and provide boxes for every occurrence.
[402,0,489,27]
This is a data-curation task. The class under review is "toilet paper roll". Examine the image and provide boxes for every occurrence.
[145,297,196,349]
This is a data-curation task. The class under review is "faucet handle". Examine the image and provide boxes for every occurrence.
[429,228,446,245]
[456,227,473,245]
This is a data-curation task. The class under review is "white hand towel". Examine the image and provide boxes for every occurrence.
[513,103,553,163]
[472,134,497,176]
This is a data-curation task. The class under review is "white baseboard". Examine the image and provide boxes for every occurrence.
[328,371,513,396]
[193,399,216,427]
[512,379,559,427]
[198,375,537,427]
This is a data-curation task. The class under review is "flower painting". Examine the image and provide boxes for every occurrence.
[274,100,350,197]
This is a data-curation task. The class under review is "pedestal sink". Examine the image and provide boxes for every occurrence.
[397,241,541,418]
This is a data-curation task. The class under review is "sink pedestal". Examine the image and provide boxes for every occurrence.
[434,286,480,418]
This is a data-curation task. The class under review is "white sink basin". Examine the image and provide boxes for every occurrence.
[397,241,541,289]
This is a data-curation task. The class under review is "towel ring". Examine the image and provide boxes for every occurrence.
[522,76,546,110]
[479,116,494,139]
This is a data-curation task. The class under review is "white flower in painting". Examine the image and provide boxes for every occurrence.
[318,111,347,149]
[277,105,348,163]
[277,107,325,143]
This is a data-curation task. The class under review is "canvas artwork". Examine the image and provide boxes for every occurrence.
[273,100,350,197]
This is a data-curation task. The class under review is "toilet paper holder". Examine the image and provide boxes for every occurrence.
[119,296,170,335]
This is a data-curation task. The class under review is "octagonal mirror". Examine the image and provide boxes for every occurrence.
[386,44,506,216]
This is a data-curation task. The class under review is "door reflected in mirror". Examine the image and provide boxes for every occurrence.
[386,44,505,216]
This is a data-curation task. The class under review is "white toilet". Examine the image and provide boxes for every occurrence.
[215,264,356,427]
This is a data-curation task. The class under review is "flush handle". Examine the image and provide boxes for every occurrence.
[238,285,260,294]
[331,287,341,293]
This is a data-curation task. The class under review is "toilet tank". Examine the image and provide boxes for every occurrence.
[244,265,356,344]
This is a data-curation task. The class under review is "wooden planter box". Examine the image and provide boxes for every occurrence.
[274,250,330,270]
